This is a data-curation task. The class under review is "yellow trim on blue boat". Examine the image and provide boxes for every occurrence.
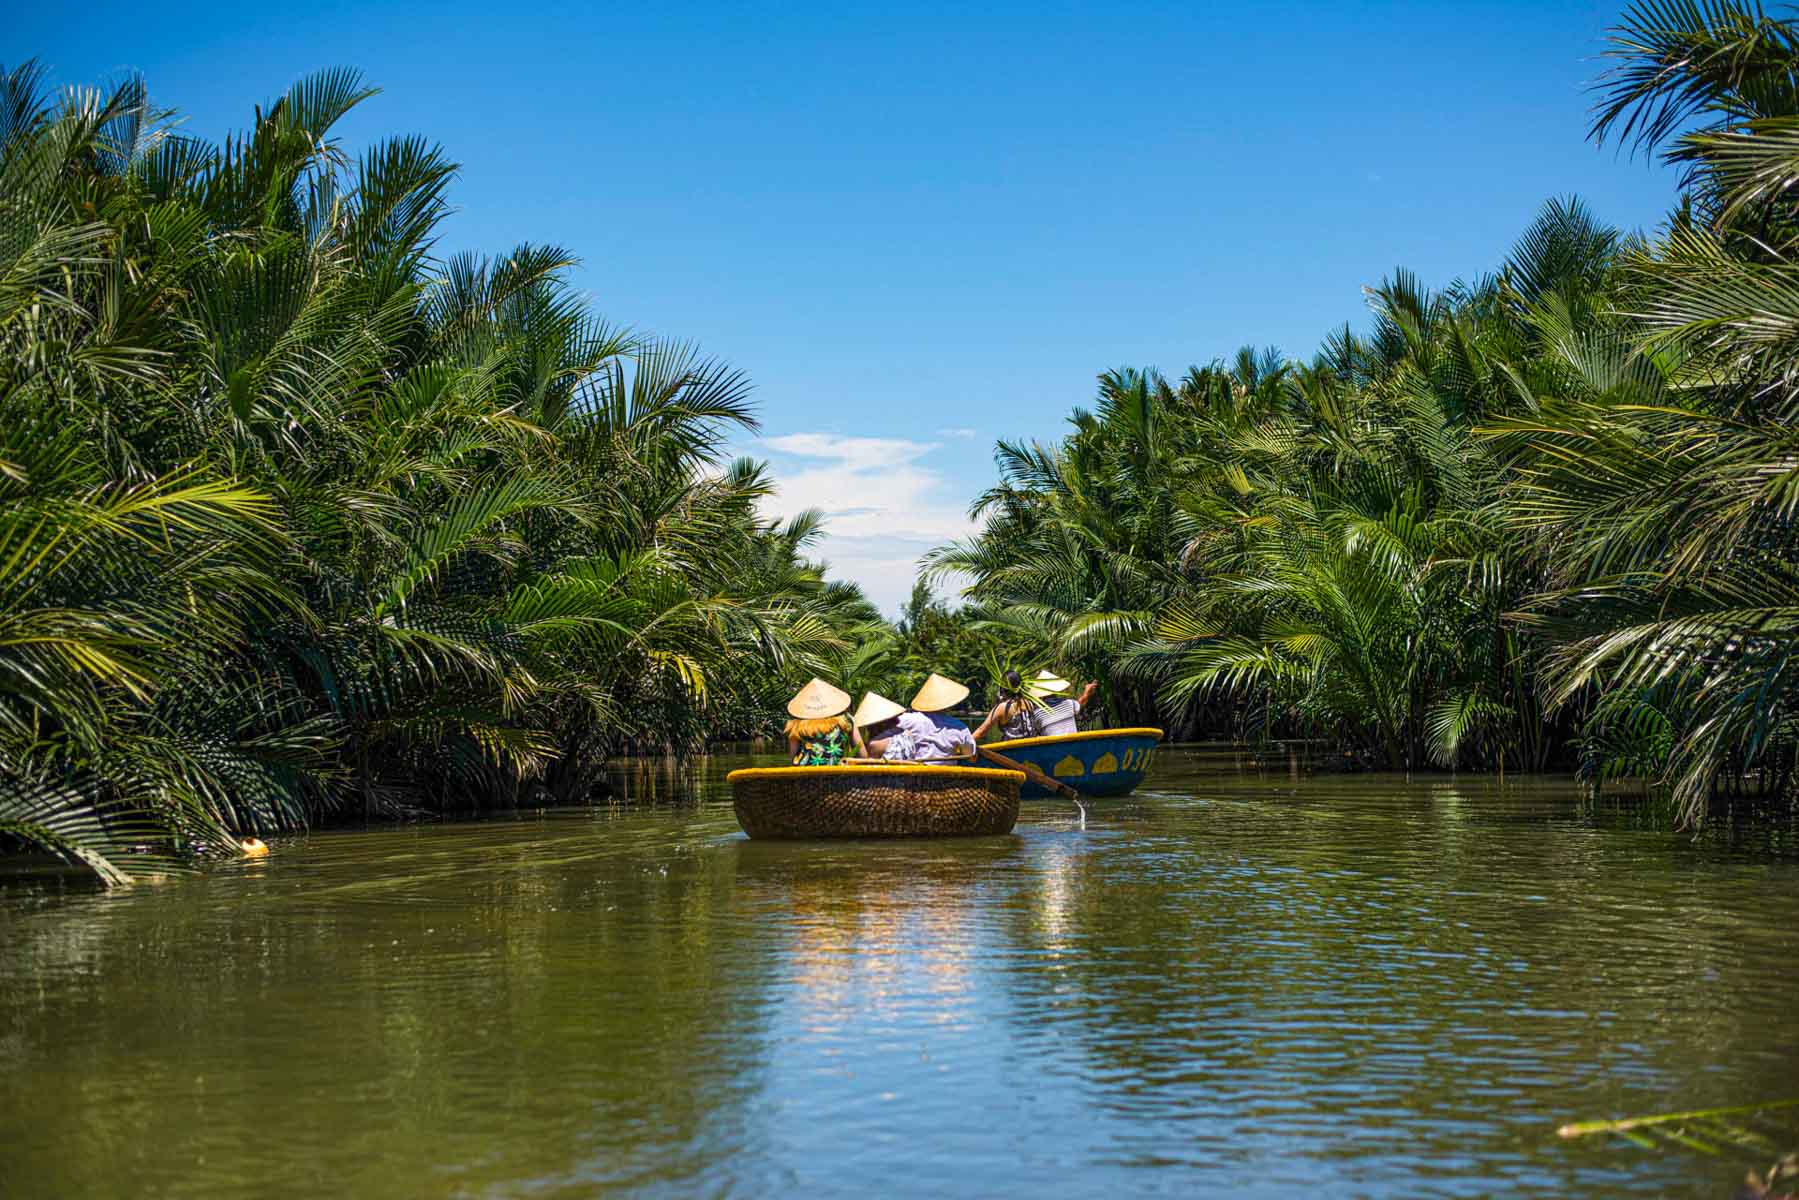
[727,764,1026,783]
[990,727,1164,752]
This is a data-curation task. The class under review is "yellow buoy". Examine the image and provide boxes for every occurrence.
[240,837,269,858]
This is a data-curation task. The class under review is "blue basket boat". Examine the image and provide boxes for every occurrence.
[988,727,1164,798]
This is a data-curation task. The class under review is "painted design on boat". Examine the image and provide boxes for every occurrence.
[989,727,1164,798]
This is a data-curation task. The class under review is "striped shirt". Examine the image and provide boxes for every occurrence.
[1037,698,1081,735]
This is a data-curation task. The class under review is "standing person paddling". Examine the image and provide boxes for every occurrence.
[1025,671,1098,736]
[784,679,863,765]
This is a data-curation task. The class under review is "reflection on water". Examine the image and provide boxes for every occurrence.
[2,746,1797,1197]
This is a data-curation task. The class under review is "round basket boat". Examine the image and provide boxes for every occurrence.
[989,727,1164,798]
[727,764,1024,839]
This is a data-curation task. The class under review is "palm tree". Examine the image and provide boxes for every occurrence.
[0,60,876,879]
[1490,0,1799,821]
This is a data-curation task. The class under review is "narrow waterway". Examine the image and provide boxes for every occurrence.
[3,747,1796,1197]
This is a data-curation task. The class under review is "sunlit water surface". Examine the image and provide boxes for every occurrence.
[4,747,1798,1197]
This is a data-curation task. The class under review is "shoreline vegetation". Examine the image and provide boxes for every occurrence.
[5,2,1799,881]
[927,2,1799,833]
[0,60,906,881]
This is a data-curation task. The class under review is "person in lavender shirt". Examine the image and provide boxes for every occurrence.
[871,673,977,762]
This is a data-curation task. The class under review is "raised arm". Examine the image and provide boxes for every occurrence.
[970,703,1002,742]
[1077,681,1098,708]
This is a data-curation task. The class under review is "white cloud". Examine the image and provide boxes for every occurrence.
[761,433,939,482]
[754,433,976,614]
[938,426,979,439]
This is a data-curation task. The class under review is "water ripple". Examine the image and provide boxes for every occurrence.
[1,750,1796,1196]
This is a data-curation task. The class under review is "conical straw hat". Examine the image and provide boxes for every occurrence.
[910,672,970,713]
[787,678,851,719]
[853,691,906,729]
[1025,670,1071,699]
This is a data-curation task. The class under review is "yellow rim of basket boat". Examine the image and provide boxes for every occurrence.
[727,764,1025,783]
[988,727,1165,752]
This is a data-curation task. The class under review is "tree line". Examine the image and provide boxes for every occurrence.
[0,61,909,880]
[929,1,1799,826]
[8,2,1796,883]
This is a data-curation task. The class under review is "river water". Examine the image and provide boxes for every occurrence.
[3,746,1797,1197]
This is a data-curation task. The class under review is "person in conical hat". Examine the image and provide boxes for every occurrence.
[785,678,863,765]
[1029,670,1098,736]
[853,691,907,758]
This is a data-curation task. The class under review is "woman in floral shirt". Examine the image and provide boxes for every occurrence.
[784,678,864,765]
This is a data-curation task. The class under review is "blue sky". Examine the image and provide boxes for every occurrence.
[17,1,1677,613]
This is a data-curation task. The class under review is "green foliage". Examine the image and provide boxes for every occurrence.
[933,316,1552,765]
[1558,1096,1799,1195]
[0,62,874,880]
[893,579,1033,712]
[934,2,1799,822]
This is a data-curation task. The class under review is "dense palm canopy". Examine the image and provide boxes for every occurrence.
[12,0,1799,871]
[0,63,878,879]
[935,0,1799,825]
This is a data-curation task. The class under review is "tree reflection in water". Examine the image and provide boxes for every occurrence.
[2,748,1797,1197]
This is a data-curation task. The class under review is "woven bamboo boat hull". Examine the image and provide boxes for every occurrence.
[990,728,1164,798]
[727,764,1024,839]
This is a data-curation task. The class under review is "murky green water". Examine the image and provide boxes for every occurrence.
[3,747,1797,1197]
